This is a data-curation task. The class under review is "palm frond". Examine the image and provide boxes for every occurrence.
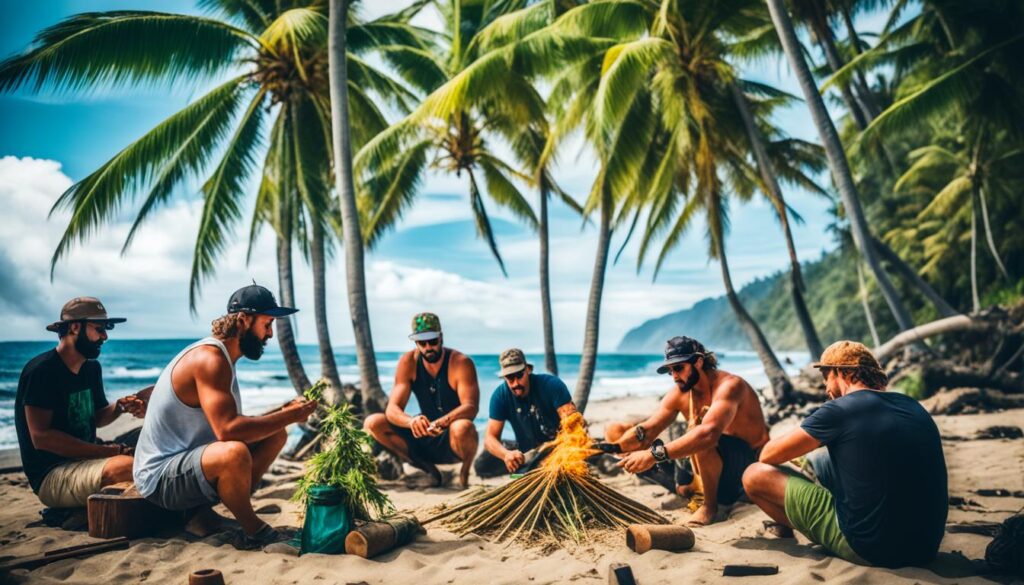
[468,169,508,276]
[479,158,538,227]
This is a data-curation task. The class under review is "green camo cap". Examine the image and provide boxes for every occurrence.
[409,312,442,341]
[497,348,532,377]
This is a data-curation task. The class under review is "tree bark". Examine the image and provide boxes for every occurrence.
[311,220,345,403]
[970,190,980,313]
[730,82,823,360]
[276,231,312,395]
[807,8,870,130]
[871,236,959,318]
[539,179,558,375]
[873,315,991,362]
[767,0,917,335]
[572,187,612,414]
[328,0,387,413]
[857,261,882,347]
[839,4,883,120]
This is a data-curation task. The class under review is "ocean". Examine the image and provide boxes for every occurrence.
[0,339,805,449]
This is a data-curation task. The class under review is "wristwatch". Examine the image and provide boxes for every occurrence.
[650,439,668,463]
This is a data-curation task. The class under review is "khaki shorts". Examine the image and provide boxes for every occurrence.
[38,458,108,508]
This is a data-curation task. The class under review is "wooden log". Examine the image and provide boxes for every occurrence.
[608,562,638,585]
[723,564,779,576]
[626,524,695,554]
[874,315,990,363]
[344,516,422,559]
[189,569,226,585]
[0,537,128,572]
[87,484,178,539]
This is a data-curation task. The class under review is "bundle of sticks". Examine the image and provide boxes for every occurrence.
[424,413,667,545]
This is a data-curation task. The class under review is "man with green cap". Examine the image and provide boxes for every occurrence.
[476,348,577,476]
[364,312,480,488]
[15,297,151,510]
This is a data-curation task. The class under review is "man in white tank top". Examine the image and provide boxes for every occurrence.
[133,284,316,550]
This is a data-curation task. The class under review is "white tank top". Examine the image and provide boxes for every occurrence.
[133,337,242,497]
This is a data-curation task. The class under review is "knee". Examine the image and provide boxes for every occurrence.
[217,440,253,471]
[101,455,134,484]
[449,419,476,441]
[268,428,288,451]
[742,462,774,496]
[363,413,387,436]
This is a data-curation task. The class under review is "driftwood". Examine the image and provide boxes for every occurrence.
[874,315,992,362]
[921,388,1024,415]
[0,537,129,572]
[723,564,779,576]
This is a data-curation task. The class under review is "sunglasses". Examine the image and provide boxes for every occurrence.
[667,359,696,374]
[416,338,440,347]
[819,367,837,381]
[504,369,527,382]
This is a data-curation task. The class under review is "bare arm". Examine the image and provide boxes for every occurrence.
[26,406,119,459]
[385,353,419,429]
[557,403,578,419]
[194,350,314,443]
[484,419,510,458]
[759,428,820,465]
[93,402,122,428]
[615,393,679,452]
[664,380,742,460]
[435,354,480,428]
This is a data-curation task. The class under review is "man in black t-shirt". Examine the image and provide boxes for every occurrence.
[742,341,948,567]
[15,297,151,508]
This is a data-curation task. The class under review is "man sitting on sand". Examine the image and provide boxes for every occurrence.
[475,348,577,476]
[133,284,317,550]
[15,297,150,509]
[742,341,948,567]
[364,313,479,488]
[596,336,769,526]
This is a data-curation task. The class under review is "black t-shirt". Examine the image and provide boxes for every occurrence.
[801,390,948,568]
[14,349,108,492]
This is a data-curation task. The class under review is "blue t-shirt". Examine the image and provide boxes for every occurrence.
[489,373,572,452]
[801,390,947,568]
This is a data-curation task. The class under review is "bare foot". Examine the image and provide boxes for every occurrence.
[686,504,719,527]
[458,465,471,490]
[185,506,231,537]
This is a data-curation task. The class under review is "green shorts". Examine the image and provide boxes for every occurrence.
[784,475,868,565]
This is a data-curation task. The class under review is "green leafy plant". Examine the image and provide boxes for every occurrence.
[292,379,394,520]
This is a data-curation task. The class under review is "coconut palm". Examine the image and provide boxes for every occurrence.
[766,0,918,335]
[0,1,425,398]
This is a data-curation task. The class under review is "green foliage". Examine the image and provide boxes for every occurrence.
[890,369,928,400]
[293,379,394,521]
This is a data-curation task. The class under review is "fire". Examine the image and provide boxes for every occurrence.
[539,412,600,477]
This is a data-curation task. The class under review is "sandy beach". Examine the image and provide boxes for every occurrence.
[1,394,1021,585]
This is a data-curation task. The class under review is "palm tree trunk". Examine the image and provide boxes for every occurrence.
[808,10,870,130]
[870,236,959,318]
[328,0,387,414]
[839,4,883,120]
[857,261,882,346]
[539,179,558,375]
[572,186,612,414]
[767,0,917,335]
[276,231,312,395]
[311,220,345,403]
[971,187,981,313]
[978,185,1010,281]
[730,82,824,360]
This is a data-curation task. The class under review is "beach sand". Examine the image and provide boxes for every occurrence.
[1,394,1021,585]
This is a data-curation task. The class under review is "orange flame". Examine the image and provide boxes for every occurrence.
[539,412,600,477]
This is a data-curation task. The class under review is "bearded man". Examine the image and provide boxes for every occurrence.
[133,284,317,550]
[363,312,480,488]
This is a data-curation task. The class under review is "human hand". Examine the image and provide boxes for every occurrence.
[108,443,133,457]
[117,394,147,418]
[410,415,431,438]
[504,450,525,473]
[592,441,622,454]
[617,450,656,474]
[425,417,447,437]
[285,398,318,423]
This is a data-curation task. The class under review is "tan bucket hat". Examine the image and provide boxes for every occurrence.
[46,297,126,332]
[811,340,883,371]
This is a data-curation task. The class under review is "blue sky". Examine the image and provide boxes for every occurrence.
[0,1,882,352]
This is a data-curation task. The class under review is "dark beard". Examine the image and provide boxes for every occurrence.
[675,366,701,393]
[422,347,442,363]
[74,332,102,359]
[239,328,267,360]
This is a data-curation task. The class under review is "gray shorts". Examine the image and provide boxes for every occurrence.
[144,445,219,511]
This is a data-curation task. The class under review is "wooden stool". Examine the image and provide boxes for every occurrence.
[87,482,178,539]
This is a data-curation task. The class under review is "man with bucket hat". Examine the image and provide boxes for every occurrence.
[742,341,948,567]
[133,284,317,550]
[364,312,480,488]
[475,348,577,476]
[595,336,770,526]
[15,297,152,509]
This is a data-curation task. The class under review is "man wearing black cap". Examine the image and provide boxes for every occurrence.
[595,336,770,526]
[15,297,151,509]
[133,284,317,550]
[363,312,480,488]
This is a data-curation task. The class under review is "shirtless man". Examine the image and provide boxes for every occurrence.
[364,313,479,488]
[595,336,769,526]
[133,284,317,550]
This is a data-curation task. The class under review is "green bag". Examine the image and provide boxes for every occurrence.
[300,485,352,555]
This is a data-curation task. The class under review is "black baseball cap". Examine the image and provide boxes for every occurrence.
[227,284,298,317]
[656,336,707,374]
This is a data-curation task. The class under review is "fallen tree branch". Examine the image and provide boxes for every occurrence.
[875,315,994,362]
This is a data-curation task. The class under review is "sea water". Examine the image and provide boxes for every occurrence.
[0,339,806,449]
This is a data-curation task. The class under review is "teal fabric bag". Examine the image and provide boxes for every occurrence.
[300,485,352,555]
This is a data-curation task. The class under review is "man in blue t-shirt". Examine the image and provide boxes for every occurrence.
[477,348,576,475]
[742,341,948,568]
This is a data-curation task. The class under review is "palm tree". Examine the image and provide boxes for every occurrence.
[766,0,918,334]
[0,2,423,398]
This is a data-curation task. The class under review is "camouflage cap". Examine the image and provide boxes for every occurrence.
[409,312,442,341]
[497,348,532,377]
[811,340,883,371]
[46,297,126,332]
